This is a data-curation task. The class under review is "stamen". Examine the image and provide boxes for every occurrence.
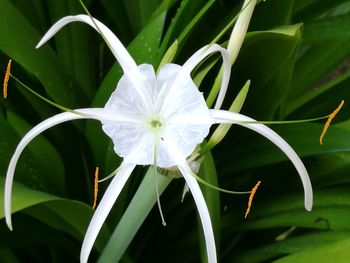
[319,100,344,145]
[154,165,167,226]
[244,180,261,219]
[3,59,12,99]
[93,167,99,209]
[153,139,166,226]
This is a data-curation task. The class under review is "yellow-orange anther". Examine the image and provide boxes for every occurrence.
[93,167,99,209]
[245,180,261,219]
[3,59,12,99]
[320,100,344,145]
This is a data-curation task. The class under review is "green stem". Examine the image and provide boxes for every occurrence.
[97,168,172,263]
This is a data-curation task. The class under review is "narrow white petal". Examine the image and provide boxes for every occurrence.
[4,111,89,230]
[182,44,231,110]
[169,113,214,125]
[80,162,135,263]
[4,108,136,230]
[210,109,313,211]
[77,108,143,124]
[178,164,217,263]
[36,15,137,72]
[164,138,217,262]
[227,0,257,64]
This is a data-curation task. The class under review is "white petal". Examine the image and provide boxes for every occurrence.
[36,15,137,72]
[4,110,86,229]
[164,138,216,262]
[80,162,135,263]
[157,64,212,166]
[227,0,257,64]
[210,109,313,211]
[182,44,231,110]
[104,64,156,116]
[178,164,217,263]
[4,108,136,230]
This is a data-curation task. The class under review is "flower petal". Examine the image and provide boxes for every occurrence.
[164,138,217,262]
[36,15,137,72]
[177,163,217,263]
[182,44,231,110]
[210,109,313,211]
[80,162,135,263]
[4,112,86,230]
[4,108,137,230]
[104,64,156,117]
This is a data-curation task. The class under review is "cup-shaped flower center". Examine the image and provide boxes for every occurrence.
[148,117,163,131]
[102,63,211,167]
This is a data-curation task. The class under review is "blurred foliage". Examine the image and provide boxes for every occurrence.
[1,0,350,262]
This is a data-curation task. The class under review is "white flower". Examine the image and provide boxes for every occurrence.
[4,14,313,263]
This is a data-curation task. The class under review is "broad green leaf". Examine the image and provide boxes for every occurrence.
[197,152,220,263]
[274,236,350,263]
[97,168,172,263]
[285,38,350,116]
[231,24,302,119]
[252,0,295,29]
[24,199,109,252]
[46,0,96,99]
[235,231,350,263]
[224,188,350,231]
[220,123,350,175]
[157,0,214,63]
[293,0,350,21]
[6,111,65,193]
[303,15,350,43]
[0,249,20,263]
[0,117,63,193]
[0,177,60,219]
[0,178,109,251]
[0,0,87,107]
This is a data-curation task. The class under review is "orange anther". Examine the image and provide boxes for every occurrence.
[93,167,99,209]
[245,180,261,219]
[3,59,12,99]
[320,100,344,145]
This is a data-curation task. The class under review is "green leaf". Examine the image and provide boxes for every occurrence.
[231,24,302,119]
[220,123,350,175]
[197,152,220,263]
[224,188,350,232]
[24,199,109,252]
[252,0,295,30]
[285,37,350,116]
[6,111,65,193]
[46,0,96,99]
[0,177,60,219]
[97,168,172,263]
[0,178,109,252]
[303,15,350,43]
[293,0,350,21]
[274,236,350,263]
[0,0,86,107]
[235,231,350,263]
[157,0,214,63]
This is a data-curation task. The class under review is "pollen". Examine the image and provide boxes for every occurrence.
[245,180,261,219]
[150,119,162,128]
[319,100,344,145]
[93,167,99,209]
[3,59,12,99]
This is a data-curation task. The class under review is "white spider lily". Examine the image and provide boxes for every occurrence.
[4,14,312,263]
